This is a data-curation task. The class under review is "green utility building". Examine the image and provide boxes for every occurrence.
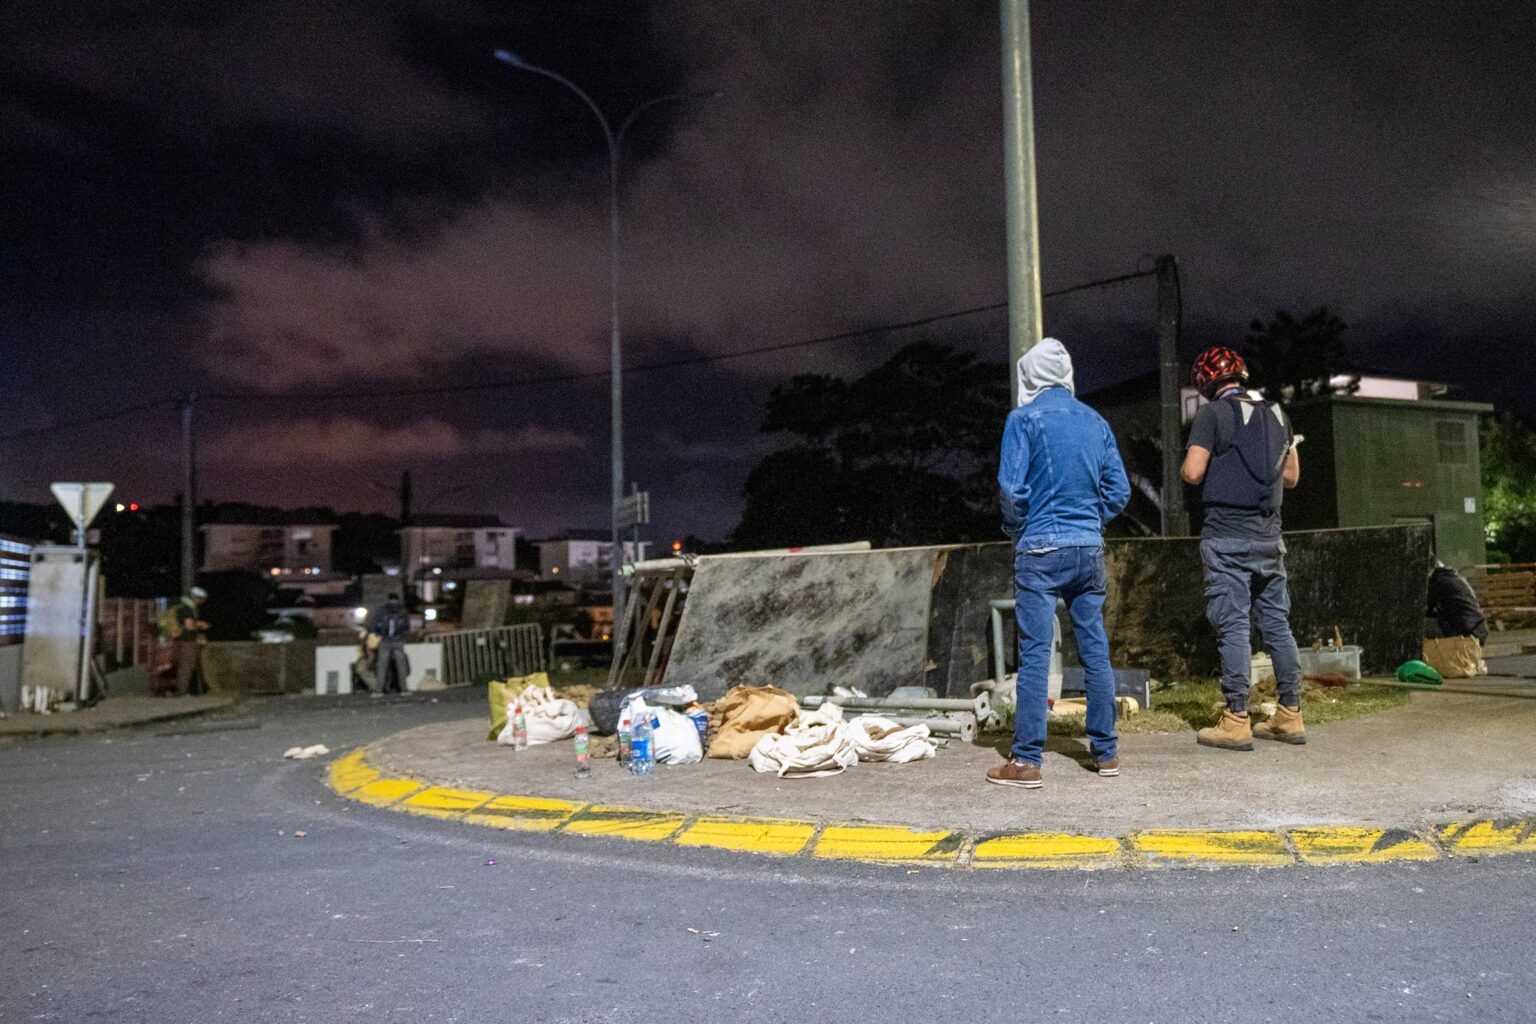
[1283,394,1492,569]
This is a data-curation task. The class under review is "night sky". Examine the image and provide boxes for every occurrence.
[4,0,1533,543]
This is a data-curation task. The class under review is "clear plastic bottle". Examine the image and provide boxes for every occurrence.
[512,703,528,751]
[630,710,654,776]
[617,708,633,766]
[574,724,591,779]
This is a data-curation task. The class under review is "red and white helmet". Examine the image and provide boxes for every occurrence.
[1191,346,1249,399]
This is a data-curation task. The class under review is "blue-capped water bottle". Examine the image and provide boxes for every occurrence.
[630,706,654,776]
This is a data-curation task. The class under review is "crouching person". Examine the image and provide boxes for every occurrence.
[1182,347,1305,750]
[989,339,1131,789]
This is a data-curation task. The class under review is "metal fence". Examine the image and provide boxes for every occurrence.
[0,535,31,646]
[95,596,161,668]
[427,624,545,684]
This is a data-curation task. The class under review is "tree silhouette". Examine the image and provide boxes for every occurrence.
[732,342,1009,549]
[1244,306,1357,402]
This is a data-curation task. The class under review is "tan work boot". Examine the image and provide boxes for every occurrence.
[1253,704,1307,745]
[1197,709,1254,751]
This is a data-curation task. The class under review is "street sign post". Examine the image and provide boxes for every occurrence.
[51,482,115,540]
[615,490,650,530]
[49,482,113,703]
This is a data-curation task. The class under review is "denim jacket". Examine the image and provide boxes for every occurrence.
[997,386,1131,550]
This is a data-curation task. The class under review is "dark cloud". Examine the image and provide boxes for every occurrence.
[3,0,1533,542]
[205,416,585,467]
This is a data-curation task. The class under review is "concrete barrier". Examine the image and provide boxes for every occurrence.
[200,640,316,695]
[664,524,1432,698]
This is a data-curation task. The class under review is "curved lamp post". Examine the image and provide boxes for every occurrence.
[492,49,714,655]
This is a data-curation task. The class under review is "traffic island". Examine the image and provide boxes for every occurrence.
[327,688,1536,871]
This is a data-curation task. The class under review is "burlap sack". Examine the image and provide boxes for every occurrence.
[1422,636,1485,679]
[707,684,799,759]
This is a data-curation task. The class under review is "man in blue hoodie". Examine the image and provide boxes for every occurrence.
[990,339,1131,789]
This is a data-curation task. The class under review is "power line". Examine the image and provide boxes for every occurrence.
[206,268,1156,404]
[205,300,1012,403]
[4,266,1159,434]
[0,396,177,444]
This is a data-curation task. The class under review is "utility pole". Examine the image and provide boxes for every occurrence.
[179,393,197,596]
[1155,256,1187,536]
[1001,0,1043,402]
[399,469,413,525]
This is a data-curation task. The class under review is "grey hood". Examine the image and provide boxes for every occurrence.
[1015,337,1075,406]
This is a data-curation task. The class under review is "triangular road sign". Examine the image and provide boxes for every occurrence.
[51,482,115,530]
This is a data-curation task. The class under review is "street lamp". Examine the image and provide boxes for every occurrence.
[492,48,715,653]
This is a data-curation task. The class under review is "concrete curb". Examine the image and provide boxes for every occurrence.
[326,747,1536,871]
[0,695,239,737]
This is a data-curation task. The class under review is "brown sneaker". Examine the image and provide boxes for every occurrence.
[1253,704,1307,745]
[986,758,1043,788]
[1096,757,1120,777]
[1196,709,1254,751]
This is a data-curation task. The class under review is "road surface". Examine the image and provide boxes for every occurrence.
[2,690,1531,1023]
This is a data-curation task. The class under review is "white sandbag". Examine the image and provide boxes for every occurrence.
[847,715,936,763]
[748,703,857,778]
[652,706,703,764]
[499,683,580,746]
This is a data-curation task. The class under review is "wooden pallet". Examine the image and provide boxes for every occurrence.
[1466,565,1536,623]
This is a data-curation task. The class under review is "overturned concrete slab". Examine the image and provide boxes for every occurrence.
[665,547,936,697]
[662,524,1432,698]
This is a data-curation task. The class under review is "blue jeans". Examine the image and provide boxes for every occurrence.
[1012,546,1118,765]
[1200,537,1302,711]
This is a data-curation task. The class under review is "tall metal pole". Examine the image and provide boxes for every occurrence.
[492,51,715,662]
[179,393,196,596]
[607,137,625,651]
[1001,0,1043,402]
[1155,255,1187,536]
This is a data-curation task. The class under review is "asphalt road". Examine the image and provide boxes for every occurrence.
[2,692,1532,1024]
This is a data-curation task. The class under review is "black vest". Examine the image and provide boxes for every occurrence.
[1202,396,1289,514]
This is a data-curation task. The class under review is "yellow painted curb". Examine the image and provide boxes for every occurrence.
[465,795,585,833]
[813,824,964,864]
[560,805,687,843]
[351,778,423,808]
[1290,826,1439,865]
[675,816,817,856]
[399,786,495,819]
[1130,829,1292,868]
[323,747,1536,872]
[972,832,1123,869]
[1438,819,1536,856]
[328,750,381,794]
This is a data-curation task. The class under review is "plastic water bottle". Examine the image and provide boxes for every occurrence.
[512,704,528,751]
[574,724,590,779]
[630,711,654,776]
[617,708,633,766]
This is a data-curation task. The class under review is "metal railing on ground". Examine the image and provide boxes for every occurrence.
[427,624,546,685]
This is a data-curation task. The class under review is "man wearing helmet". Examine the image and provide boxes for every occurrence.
[1181,347,1305,750]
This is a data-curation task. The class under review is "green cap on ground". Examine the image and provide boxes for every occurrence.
[1395,660,1443,685]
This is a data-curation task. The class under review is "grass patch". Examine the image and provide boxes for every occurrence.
[1045,678,1413,737]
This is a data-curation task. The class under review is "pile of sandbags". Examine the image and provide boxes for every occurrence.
[747,702,859,778]
[846,715,937,763]
[492,675,583,746]
[708,686,939,778]
[707,685,800,759]
[1421,636,1487,679]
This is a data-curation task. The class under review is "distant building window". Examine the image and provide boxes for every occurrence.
[1435,421,1468,465]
